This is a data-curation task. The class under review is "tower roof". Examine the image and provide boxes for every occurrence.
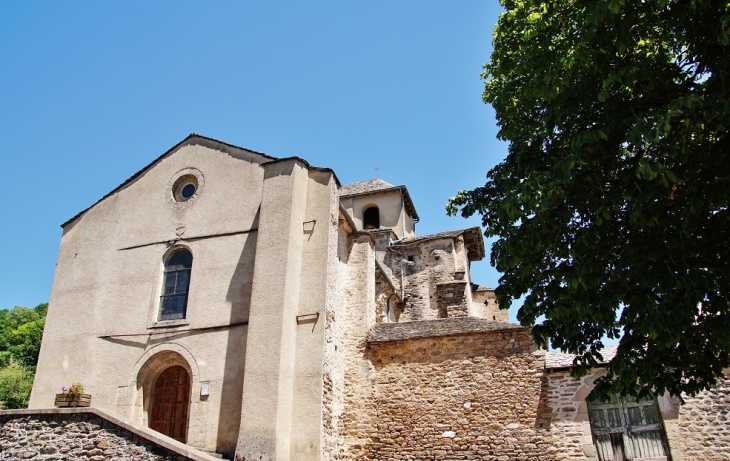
[339,179,395,196]
[339,179,419,222]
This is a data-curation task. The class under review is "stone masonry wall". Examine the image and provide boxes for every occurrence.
[390,239,459,322]
[544,369,730,461]
[321,218,352,461]
[434,281,468,318]
[471,288,509,323]
[543,370,598,461]
[0,412,193,460]
[346,326,555,460]
[672,376,730,461]
[339,235,378,461]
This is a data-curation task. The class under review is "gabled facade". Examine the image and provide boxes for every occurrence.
[30,135,730,461]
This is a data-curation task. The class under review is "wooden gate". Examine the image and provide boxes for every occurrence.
[588,394,671,461]
[150,365,190,442]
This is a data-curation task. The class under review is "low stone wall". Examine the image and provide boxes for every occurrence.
[354,322,555,460]
[0,408,220,461]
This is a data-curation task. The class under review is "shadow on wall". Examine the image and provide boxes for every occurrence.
[536,373,552,430]
[218,207,259,459]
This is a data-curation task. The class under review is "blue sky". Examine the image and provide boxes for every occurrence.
[0,2,514,318]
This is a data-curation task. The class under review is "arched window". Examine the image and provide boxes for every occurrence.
[159,249,193,321]
[363,206,380,229]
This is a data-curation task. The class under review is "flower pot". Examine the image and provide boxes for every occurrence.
[54,393,91,407]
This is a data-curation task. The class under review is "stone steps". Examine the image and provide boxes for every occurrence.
[197,448,228,460]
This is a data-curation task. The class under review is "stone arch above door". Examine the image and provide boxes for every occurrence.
[132,343,199,391]
[118,343,207,449]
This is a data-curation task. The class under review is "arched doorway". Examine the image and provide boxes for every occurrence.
[150,365,191,442]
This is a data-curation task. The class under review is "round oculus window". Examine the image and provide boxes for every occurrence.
[173,175,199,202]
[181,183,196,199]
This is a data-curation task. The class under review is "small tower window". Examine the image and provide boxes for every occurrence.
[363,206,380,229]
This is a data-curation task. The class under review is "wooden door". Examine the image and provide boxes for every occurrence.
[150,366,190,442]
[588,394,671,461]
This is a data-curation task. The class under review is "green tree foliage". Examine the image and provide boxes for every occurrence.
[0,303,48,408]
[448,0,730,400]
[0,364,34,409]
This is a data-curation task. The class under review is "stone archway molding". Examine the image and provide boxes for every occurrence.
[131,342,200,387]
[117,343,202,434]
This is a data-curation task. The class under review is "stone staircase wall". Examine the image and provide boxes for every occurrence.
[0,408,221,461]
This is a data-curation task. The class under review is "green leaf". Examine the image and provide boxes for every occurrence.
[449,0,730,398]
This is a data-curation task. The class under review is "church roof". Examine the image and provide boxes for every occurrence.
[544,345,618,370]
[339,179,396,196]
[339,179,419,222]
[60,134,342,228]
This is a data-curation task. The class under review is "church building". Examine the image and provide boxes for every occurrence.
[30,135,730,461]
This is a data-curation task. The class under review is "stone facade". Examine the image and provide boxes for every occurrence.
[668,376,730,461]
[543,370,603,461]
[28,134,730,461]
[542,363,730,461]
[357,326,553,460]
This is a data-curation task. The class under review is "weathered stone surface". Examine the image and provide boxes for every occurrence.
[543,370,596,461]
[544,346,618,370]
[0,413,194,460]
[672,376,730,461]
[367,317,522,343]
[342,328,554,460]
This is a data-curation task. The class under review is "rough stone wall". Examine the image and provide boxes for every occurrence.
[338,235,378,460]
[342,327,555,461]
[374,269,399,324]
[671,376,730,461]
[471,287,509,323]
[321,221,351,461]
[392,239,462,322]
[434,281,468,318]
[543,368,730,461]
[0,413,192,460]
[543,370,597,461]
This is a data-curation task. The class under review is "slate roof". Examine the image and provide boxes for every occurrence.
[393,227,486,261]
[339,179,395,196]
[367,317,523,343]
[471,284,494,292]
[544,345,618,369]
